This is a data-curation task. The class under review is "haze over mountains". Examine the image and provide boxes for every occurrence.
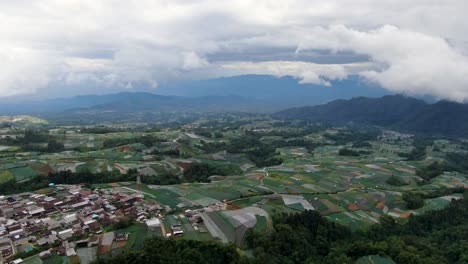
[2,74,466,138]
[155,75,391,105]
[0,75,390,115]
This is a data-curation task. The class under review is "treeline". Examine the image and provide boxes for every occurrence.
[0,173,53,195]
[0,129,66,153]
[402,187,465,210]
[103,134,166,148]
[398,137,434,161]
[149,148,183,158]
[199,131,323,167]
[0,129,47,146]
[445,152,468,173]
[193,128,223,138]
[0,169,180,195]
[338,148,365,157]
[0,170,137,194]
[80,127,123,134]
[94,236,243,264]
[416,161,447,183]
[100,192,468,263]
[338,148,359,156]
[415,151,468,184]
[199,134,284,167]
[386,175,408,186]
[0,162,242,194]
[183,163,241,183]
[56,168,181,187]
[323,129,379,145]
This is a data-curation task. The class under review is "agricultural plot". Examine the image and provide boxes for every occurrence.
[281,195,314,210]
[175,217,214,241]
[204,211,236,243]
[247,198,296,216]
[328,210,380,230]
[22,256,43,264]
[143,186,182,208]
[98,224,150,260]
[0,145,14,151]
[413,194,463,215]
[42,254,71,264]
[253,215,268,232]
[201,212,229,243]
[11,165,37,181]
[76,247,97,264]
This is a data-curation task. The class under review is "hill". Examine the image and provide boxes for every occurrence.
[274,95,468,137]
[0,115,48,125]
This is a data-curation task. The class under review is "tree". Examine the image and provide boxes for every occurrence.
[386,175,407,186]
[416,161,447,182]
[338,148,360,157]
[403,192,424,209]
[47,136,65,153]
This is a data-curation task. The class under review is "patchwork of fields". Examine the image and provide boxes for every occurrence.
[0,121,468,235]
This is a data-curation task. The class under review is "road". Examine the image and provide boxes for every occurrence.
[121,186,156,198]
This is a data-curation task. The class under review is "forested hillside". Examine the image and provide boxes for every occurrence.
[274,95,468,137]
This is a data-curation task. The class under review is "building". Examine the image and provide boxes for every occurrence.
[115,233,129,242]
[57,229,73,240]
[171,225,184,236]
[145,218,160,230]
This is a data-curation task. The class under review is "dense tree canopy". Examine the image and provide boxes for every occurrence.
[95,236,243,264]
[183,163,241,182]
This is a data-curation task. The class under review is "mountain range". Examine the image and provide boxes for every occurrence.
[155,74,392,106]
[0,74,392,116]
[2,75,461,135]
[274,95,468,137]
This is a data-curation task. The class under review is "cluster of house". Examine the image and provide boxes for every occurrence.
[379,130,413,141]
[0,184,162,263]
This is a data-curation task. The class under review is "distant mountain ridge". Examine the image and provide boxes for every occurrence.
[274,95,468,137]
[0,75,393,115]
[37,93,280,124]
[80,93,260,112]
[0,92,271,115]
[156,74,392,106]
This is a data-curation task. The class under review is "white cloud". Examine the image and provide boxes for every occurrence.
[296,25,468,102]
[220,61,368,86]
[0,45,57,96]
[182,52,209,70]
[0,1,467,101]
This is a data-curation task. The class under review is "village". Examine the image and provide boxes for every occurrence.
[0,183,232,264]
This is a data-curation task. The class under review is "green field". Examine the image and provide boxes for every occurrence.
[0,170,13,183]
[11,166,37,181]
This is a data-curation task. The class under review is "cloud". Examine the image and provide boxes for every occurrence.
[0,1,467,101]
[220,61,369,86]
[0,45,56,96]
[296,25,468,102]
[182,52,210,70]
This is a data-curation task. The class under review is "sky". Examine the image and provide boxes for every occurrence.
[1,0,468,101]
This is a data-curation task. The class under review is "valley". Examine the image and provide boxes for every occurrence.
[0,112,467,263]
